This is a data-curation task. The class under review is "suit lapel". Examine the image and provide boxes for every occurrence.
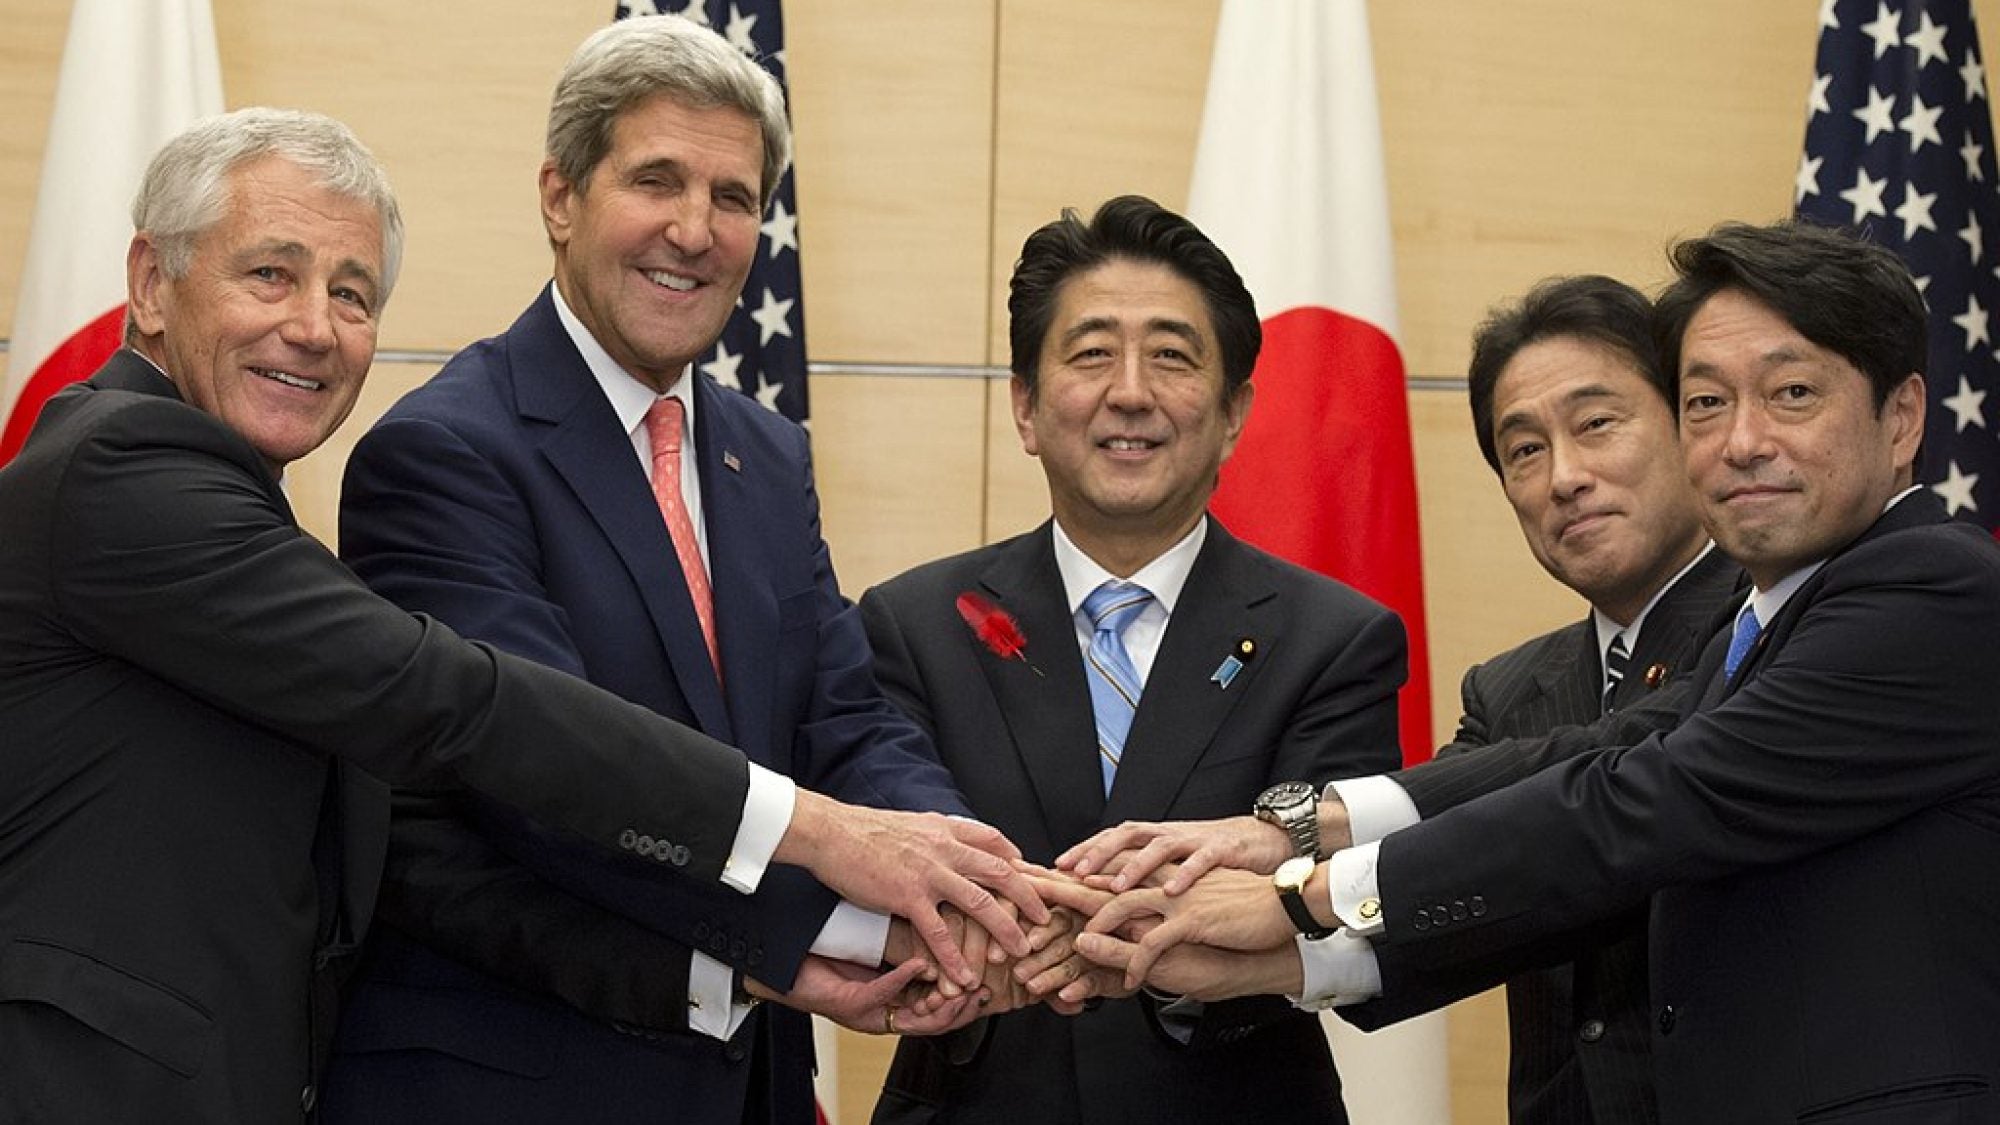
[973,527,1105,849]
[691,377,772,760]
[1537,622,1601,722]
[1103,523,1271,825]
[1616,549,1739,710]
[511,291,731,739]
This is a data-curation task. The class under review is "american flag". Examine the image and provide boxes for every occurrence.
[615,0,809,424]
[1797,0,1999,533]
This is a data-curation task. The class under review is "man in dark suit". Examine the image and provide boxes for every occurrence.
[0,107,1035,1125]
[859,196,1407,1125]
[324,16,1022,1125]
[1382,276,1731,1125]
[1080,221,2000,1124]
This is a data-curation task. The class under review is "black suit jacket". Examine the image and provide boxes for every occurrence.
[324,288,967,1125]
[0,352,758,1123]
[1366,492,2000,1123]
[860,519,1406,1125]
[1414,549,1737,1125]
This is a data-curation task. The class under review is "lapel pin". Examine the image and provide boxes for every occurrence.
[1645,662,1668,688]
[1210,638,1257,689]
[722,450,742,473]
[1211,655,1243,690]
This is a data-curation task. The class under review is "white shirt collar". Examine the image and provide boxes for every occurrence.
[550,280,695,450]
[1591,541,1717,666]
[1050,517,1207,617]
[1738,484,1923,628]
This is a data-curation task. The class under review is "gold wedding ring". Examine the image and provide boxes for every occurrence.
[884,1005,900,1035]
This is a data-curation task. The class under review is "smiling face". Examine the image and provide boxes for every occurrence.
[1490,335,1708,623]
[1013,258,1251,574]
[1677,288,1924,590]
[542,94,763,393]
[127,155,385,473]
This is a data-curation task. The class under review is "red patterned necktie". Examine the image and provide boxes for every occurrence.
[644,397,719,677]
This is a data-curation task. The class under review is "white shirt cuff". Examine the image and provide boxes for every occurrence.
[687,952,755,1040]
[811,901,891,967]
[722,764,794,894]
[1326,841,1386,936]
[1289,929,1383,1009]
[1326,775,1420,846]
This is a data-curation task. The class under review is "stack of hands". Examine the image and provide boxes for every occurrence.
[761,804,1334,1038]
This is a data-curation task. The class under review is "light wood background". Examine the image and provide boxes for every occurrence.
[7,2,1992,1121]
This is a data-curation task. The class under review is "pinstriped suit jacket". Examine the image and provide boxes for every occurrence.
[1374,549,1739,1125]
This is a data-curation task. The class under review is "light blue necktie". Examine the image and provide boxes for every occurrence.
[1082,580,1153,795]
[1723,604,1762,679]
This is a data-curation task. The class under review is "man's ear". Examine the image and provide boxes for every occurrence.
[126,234,169,338]
[539,160,577,250]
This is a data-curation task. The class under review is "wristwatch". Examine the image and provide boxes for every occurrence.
[1273,856,1334,940]
[1254,780,1322,859]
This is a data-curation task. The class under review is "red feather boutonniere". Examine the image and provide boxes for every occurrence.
[955,591,1044,677]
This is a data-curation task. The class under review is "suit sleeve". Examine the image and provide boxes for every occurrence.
[772,445,970,819]
[49,396,750,881]
[339,413,826,993]
[1373,528,2000,969]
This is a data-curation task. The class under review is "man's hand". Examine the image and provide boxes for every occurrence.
[778,791,1048,989]
[1056,815,1292,892]
[1080,865,1300,989]
[1070,933,1304,1003]
[747,955,981,1036]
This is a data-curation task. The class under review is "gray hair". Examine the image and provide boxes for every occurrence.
[546,14,791,210]
[130,107,405,305]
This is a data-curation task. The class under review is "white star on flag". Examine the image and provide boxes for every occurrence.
[1933,460,1980,514]
[1841,166,1889,222]
[748,287,795,345]
[1961,211,1984,263]
[1797,153,1824,203]
[701,341,743,391]
[1963,132,1987,181]
[1954,292,1991,349]
[1853,85,1899,143]
[1906,11,1950,68]
[1809,73,1834,117]
[754,378,784,412]
[1962,50,1988,101]
[760,199,798,258]
[724,4,757,53]
[1900,93,1944,151]
[1861,2,1902,58]
[1943,374,1988,430]
[1820,0,1840,30]
[1895,185,1938,238]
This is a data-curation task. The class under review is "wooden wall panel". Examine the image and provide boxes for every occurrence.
[811,374,990,594]
[212,1,599,353]
[987,0,1220,366]
[0,0,67,336]
[788,1,997,365]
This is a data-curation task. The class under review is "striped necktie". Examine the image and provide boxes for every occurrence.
[1602,630,1630,714]
[1082,580,1153,795]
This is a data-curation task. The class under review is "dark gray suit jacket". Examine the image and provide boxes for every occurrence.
[1365,492,2000,1123]
[1414,549,1737,1125]
[0,352,752,1123]
[860,518,1406,1125]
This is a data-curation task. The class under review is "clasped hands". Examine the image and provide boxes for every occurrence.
[793,810,1347,1036]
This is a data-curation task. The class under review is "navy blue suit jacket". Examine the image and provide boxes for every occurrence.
[324,287,967,1125]
[1363,492,2000,1123]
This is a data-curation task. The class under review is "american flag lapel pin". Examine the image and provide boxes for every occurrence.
[722,450,742,473]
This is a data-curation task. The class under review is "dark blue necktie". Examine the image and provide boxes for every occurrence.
[1723,604,1761,679]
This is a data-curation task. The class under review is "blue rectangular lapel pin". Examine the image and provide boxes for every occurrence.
[1211,638,1256,689]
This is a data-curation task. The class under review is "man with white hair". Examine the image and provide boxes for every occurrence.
[0,106,1039,1124]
